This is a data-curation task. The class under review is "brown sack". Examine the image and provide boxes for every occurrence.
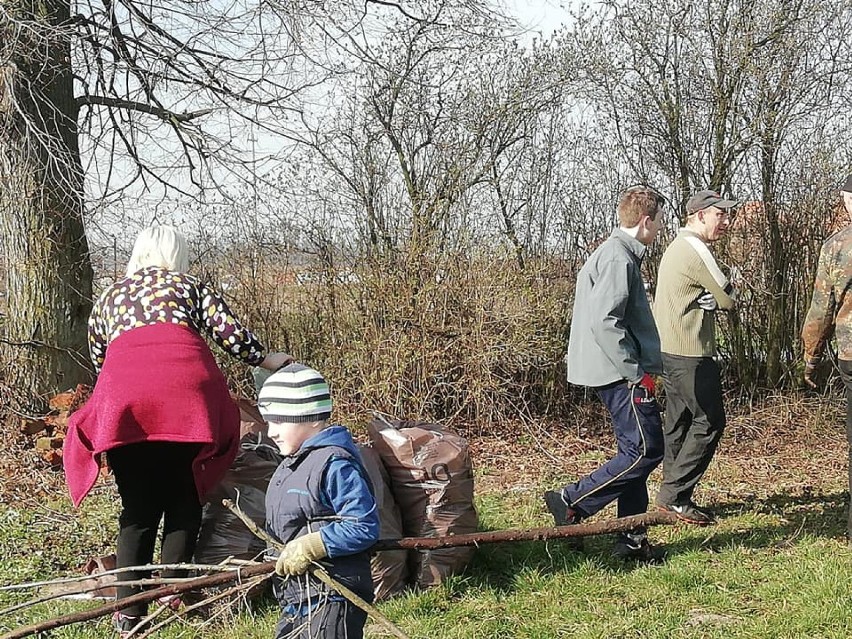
[233,394,268,439]
[358,445,409,600]
[80,554,117,599]
[367,415,477,588]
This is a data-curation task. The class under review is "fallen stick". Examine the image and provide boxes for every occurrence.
[135,573,270,639]
[0,574,246,617]
[0,562,246,592]
[221,499,412,639]
[372,510,680,550]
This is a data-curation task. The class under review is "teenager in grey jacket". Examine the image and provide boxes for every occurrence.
[545,185,666,560]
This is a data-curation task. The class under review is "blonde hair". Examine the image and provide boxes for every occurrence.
[617,185,665,227]
[125,225,189,276]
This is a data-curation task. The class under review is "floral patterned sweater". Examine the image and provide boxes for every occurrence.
[88,266,266,372]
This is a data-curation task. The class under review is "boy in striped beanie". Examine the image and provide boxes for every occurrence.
[258,362,334,454]
[259,363,379,639]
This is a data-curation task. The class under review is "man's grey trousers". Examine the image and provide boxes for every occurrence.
[656,353,726,507]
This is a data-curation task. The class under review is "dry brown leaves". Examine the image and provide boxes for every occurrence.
[467,391,848,502]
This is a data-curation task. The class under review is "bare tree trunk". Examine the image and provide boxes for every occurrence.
[0,0,94,411]
[761,139,786,386]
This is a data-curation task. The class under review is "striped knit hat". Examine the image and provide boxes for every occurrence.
[257,363,332,423]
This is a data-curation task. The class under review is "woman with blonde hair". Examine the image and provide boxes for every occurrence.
[63,224,292,636]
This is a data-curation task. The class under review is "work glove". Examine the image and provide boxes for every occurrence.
[697,290,717,311]
[630,373,656,405]
[804,356,819,389]
[275,532,327,577]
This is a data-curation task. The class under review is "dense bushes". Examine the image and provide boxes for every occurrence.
[213,249,575,428]
[207,191,845,429]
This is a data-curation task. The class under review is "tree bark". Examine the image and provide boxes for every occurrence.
[0,0,94,411]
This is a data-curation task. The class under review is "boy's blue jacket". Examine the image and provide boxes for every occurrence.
[272,424,379,557]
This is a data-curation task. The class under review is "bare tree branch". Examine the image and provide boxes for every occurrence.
[76,95,215,122]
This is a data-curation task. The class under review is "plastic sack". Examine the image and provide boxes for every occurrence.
[367,415,477,588]
[195,431,281,565]
[358,445,409,600]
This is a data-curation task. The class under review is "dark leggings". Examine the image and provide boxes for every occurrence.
[106,442,202,617]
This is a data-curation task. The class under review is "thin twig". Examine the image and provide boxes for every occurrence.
[0,574,252,617]
[0,561,253,592]
[136,573,271,638]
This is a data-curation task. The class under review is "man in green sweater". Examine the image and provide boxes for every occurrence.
[653,189,738,525]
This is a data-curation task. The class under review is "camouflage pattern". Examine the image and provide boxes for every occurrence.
[802,225,852,362]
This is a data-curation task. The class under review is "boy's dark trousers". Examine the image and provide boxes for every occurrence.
[656,353,725,507]
[564,380,664,518]
[839,359,852,542]
[275,600,367,639]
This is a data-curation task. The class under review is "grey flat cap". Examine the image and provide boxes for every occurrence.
[686,190,739,215]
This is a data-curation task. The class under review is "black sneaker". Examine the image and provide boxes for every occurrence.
[611,531,663,563]
[543,490,583,527]
[657,501,716,525]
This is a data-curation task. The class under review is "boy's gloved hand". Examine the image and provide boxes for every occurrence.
[275,532,327,577]
[697,290,717,311]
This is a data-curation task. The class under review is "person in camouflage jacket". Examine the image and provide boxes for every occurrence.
[802,172,852,542]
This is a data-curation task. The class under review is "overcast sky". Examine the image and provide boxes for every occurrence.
[505,0,575,39]
[87,0,581,241]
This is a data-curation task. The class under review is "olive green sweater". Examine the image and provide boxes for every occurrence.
[654,229,736,358]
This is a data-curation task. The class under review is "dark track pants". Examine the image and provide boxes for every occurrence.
[563,380,664,518]
[106,441,202,617]
[839,360,852,542]
[656,354,725,507]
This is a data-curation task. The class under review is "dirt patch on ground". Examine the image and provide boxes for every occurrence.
[468,392,848,505]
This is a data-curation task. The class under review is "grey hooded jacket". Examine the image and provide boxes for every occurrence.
[565,228,662,387]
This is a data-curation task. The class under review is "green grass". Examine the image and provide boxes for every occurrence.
[2,474,851,638]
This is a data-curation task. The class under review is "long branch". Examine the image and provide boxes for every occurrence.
[76,95,215,122]
[372,511,680,550]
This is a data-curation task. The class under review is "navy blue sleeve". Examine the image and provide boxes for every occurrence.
[318,457,380,557]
